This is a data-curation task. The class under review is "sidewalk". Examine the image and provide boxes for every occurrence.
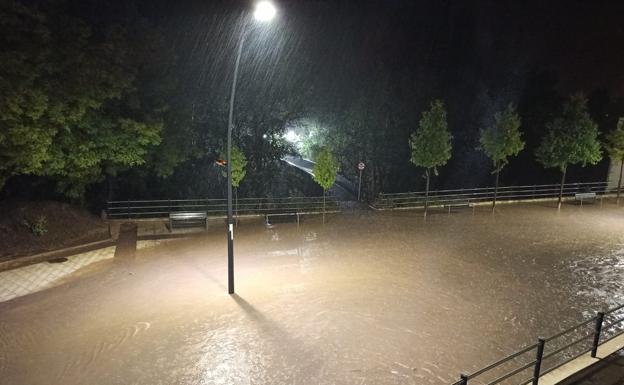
[0,223,137,303]
[0,246,116,302]
[565,350,624,385]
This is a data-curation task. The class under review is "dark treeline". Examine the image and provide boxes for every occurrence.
[2,0,624,209]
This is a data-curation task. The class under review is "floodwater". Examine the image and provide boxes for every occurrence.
[1,203,624,385]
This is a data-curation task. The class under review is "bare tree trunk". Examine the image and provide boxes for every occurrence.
[235,188,238,227]
[617,159,623,206]
[424,168,430,218]
[558,166,567,210]
[492,162,500,213]
[322,190,326,224]
[370,168,376,198]
[106,174,114,202]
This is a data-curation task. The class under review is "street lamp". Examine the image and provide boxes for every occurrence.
[254,1,277,21]
[226,1,277,294]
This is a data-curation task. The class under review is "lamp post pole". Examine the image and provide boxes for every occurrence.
[226,24,247,295]
[225,1,276,295]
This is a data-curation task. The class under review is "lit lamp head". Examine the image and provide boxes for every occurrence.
[254,1,277,22]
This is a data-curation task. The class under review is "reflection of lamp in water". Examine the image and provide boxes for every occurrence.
[225,1,277,295]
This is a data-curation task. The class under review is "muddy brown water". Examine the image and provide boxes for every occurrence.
[1,203,624,385]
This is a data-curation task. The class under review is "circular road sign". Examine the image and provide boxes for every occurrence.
[358,162,365,171]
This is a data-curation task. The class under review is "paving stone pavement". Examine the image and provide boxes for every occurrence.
[0,246,115,302]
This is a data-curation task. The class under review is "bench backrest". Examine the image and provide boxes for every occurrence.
[447,201,471,206]
[575,192,596,199]
[169,212,207,220]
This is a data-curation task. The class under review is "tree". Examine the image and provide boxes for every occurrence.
[536,94,602,209]
[605,118,624,205]
[312,148,339,223]
[0,1,164,198]
[409,100,452,217]
[220,146,247,221]
[480,104,524,211]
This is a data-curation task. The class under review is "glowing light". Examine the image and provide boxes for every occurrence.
[285,130,297,142]
[254,1,276,22]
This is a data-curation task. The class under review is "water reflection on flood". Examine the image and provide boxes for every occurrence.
[1,204,624,385]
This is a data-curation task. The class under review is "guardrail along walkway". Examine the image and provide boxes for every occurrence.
[107,196,339,219]
[452,303,624,385]
[373,182,611,210]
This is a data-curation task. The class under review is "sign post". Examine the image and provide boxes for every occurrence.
[357,162,365,201]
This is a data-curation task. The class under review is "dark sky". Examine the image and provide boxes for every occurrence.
[131,0,624,96]
[65,0,624,191]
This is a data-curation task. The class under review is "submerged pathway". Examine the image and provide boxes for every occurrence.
[1,204,624,384]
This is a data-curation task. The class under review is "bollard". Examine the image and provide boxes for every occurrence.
[532,338,545,385]
[591,312,605,357]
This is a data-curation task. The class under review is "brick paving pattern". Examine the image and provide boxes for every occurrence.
[0,246,115,302]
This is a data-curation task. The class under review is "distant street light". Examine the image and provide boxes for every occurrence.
[226,1,277,295]
[285,130,298,142]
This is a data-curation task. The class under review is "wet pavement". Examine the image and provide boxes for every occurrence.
[566,350,624,385]
[0,246,115,302]
[1,203,624,384]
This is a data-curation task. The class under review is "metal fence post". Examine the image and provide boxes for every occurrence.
[532,338,545,385]
[459,373,469,385]
[591,312,605,357]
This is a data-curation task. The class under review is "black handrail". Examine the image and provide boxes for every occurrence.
[106,196,340,219]
[375,181,612,210]
[451,303,624,385]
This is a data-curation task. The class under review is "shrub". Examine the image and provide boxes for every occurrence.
[24,215,48,237]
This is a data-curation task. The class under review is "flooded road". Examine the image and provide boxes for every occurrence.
[1,203,624,385]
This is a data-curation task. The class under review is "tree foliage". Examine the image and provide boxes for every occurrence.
[312,148,339,191]
[536,94,602,172]
[605,118,624,161]
[480,104,524,172]
[409,100,452,174]
[220,146,247,188]
[0,0,164,198]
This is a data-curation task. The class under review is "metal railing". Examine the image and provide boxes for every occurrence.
[106,196,339,219]
[451,303,624,385]
[372,182,611,210]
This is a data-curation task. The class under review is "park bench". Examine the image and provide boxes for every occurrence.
[265,212,300,227]
[169,212,208,231]
[444,200,474,214]
[575,192,597,206]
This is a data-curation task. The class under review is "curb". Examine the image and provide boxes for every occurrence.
[0,238,116,273]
